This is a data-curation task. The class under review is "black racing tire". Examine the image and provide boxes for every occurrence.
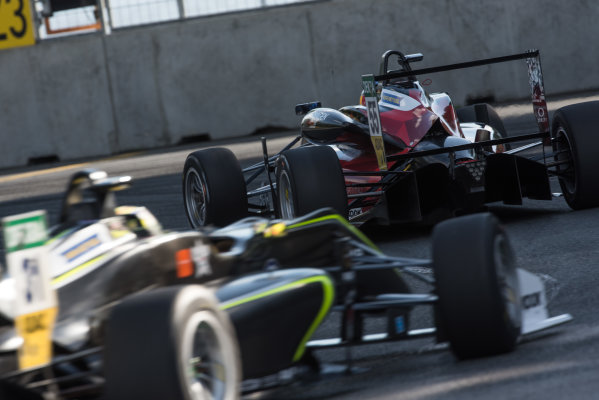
[275,146,348,219]
[432,213,521,360]
[104,285,241,400]
[551,101,599,210]
[457,103,509,150]
[183,148,247,228]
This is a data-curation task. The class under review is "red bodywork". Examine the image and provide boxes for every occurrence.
[334,86,463,216]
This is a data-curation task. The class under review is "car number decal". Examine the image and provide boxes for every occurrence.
[361,74,388,171]
[2,210,57,370]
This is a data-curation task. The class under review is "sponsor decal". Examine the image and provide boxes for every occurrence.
[526,55,549,133]
[315,111,328,120]
[13,308,57,369]
[380,89,421,111]
[348,208,362,218]
[395,315,406,334]
[176,248,193,278]
[191,241,212,277]
[522,292,541,309]
[381,91,401,106]
[61,234,102,263]
[264,258,280,271]
[22,258,43,304]
[176,241,212,279]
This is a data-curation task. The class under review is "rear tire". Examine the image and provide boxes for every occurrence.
[104,285,241,400]
[432,213,521,359]
[275,146,348,219]
[183,148,247,228]
[457,103,507,136]
[551,101,599,209]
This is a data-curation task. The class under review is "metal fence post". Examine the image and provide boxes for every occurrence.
[177,0,185,19]
[98,0,112,34]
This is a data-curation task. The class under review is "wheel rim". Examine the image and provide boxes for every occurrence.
[493,233,521,330]
[554,127,576,196]
[181,311,235,400]
[185,167,209,228]
[278,170,295,219]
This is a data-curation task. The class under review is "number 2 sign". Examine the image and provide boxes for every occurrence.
[0,0,35,50]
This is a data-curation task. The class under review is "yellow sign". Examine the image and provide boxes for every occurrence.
[361,74,388,171]
[3,210,57,370]
[370,135,387,171]
[14,307,57,369]
[0,0,36,50]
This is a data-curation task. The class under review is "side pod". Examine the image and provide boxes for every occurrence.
[217,268,334,379]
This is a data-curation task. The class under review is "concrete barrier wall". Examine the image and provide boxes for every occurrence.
[0,0,597,168]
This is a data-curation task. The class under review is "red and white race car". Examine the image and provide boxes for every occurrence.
[182,49,599,227]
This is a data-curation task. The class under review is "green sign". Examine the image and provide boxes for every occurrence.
[3,210,56,370]
[3,210,48,253]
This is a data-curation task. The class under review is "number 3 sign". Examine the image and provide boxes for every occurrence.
[0,0,35,50]
[361,74,388,171]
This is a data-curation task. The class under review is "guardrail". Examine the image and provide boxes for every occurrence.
[38,0,317,38]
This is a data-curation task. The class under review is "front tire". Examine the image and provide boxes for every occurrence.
[275,146,348,219]
[551,101,599,209]
[432,213,521,359]
[183,148,247,228]
[104,285,241,400]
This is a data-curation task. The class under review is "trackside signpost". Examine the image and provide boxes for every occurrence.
[361,74,388,171]
[0,0,36,50]
[2,210,57,370]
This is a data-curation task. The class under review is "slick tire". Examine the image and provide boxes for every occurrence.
[551,101,599,209]
[183,148,247,228]
[104,285,241,400]
[457,103,509,150]
[432,213,521,359]
[275,146,348,219]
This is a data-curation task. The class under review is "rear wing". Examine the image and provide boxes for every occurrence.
[371,49,549,135]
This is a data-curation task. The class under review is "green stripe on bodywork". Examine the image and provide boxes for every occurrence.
[292,275,334,361]
[220,275,335,363]
[287,214,381,253]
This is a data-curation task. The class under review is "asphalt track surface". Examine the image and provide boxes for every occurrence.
[1,92,599,399]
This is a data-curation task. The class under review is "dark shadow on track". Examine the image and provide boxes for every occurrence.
[358,200,569,244]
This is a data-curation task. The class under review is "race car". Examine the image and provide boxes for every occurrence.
[182,49,599,228]
[0,169,571,399]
